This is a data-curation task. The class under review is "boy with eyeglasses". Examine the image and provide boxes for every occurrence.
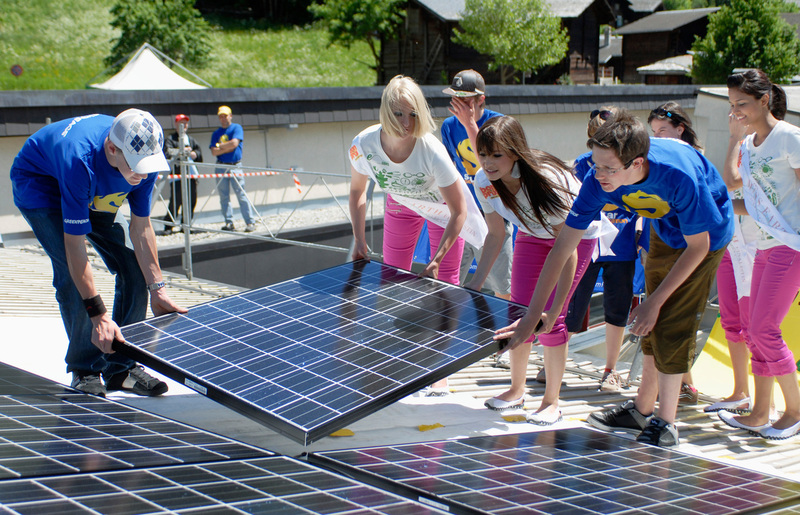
[564,106,641,393]
[494,109,733,447]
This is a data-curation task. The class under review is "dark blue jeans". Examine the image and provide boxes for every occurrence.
[19,207,143,377]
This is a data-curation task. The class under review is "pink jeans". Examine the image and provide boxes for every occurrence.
[382,195,464,285]
[716,250,751,344]
[511,233,595,347]
[748,245,800,377]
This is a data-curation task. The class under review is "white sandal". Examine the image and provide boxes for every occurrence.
[484,395,524,410]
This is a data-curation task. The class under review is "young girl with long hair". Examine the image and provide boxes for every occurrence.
[718,69,800,440]
[467,116,597,424]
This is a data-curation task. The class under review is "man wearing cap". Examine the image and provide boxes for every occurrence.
[210,105,256,232]
[161,114,203,233]
[442,70,514,305]
[10,109,187,397]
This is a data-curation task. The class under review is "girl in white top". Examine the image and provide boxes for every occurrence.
[349,75,486,284]
[466,116,597,425]
[720,69,800,440]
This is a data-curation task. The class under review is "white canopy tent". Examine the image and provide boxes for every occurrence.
[89,43,210,90]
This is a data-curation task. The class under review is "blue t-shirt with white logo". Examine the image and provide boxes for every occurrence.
[567,138,733,251]
[10,114,157,236]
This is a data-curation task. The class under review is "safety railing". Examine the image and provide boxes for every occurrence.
[150,125,382,280]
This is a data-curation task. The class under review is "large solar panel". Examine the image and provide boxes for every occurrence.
[0,363,271,480]
[309,428,800,514]
[0,456,449,514]
[0,362,74,396]
[117,260,519,445]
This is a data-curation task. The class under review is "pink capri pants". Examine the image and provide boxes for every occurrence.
[716,250,751,345]
[511,233,595,347]
[747,245,800,377]
[382,195,465,285]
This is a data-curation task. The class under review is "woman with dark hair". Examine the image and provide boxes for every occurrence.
[647,101,702,150]
[466,116,598,425]
[717,68,800,440]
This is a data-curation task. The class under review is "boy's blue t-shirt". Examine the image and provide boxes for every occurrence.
[567,138,733,252]
[10,114,158,236]
[574,151,639,261]
[441,108,501,205]
[210,123,244,163]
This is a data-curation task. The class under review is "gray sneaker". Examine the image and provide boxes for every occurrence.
[245,223,257,233]
[600,370,622,392]
[71,373,107,397]
[106,366,168,397]
[636,416,679,447]
[587,399,651,434]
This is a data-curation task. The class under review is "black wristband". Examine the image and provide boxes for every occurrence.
[83,295,107,318]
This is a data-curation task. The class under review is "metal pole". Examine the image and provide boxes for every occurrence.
[178,122,194,280]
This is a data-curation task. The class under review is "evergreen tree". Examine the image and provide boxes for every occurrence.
[106,0,211,69]
[691,0,800,83]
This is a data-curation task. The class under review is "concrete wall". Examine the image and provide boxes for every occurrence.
[1,110,660,237]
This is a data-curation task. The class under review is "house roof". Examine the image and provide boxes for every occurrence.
[415,0,597,22]
[637,54,693,75]
[615,7,718,35]
[628,0,663,13]
[599,35,623,64]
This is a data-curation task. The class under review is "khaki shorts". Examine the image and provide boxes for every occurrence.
[641,228,725,375]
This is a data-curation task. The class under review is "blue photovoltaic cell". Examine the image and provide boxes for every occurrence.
[0,456,449,514]
[309,428,800,514]
[118,260,521,444]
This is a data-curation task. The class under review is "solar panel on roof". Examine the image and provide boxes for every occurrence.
[116,260,520,445]
[0,456,449,514]
[309,428,800,514]
[0,362,74,396]
[0,362,271,479]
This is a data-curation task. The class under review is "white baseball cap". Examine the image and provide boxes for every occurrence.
[109,108,168,174]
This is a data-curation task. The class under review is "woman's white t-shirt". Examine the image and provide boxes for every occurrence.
[349,124,459,201]
[742,120,800,249]
[473,165,581,239]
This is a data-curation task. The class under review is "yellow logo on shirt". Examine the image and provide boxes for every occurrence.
[92,192,128,213]
[457,139,479,177]
[621,191,670,218]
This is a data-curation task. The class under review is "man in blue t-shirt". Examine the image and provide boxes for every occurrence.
[10,109,187,397]
[494,109,733,448]
[210,105,256,232]
[441,70,513,301]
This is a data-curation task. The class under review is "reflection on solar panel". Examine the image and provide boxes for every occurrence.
[117,260,520,445]
[310,428,800,514]
[0,363,271,479]
[0,456,449,514]
[0,363,74,396]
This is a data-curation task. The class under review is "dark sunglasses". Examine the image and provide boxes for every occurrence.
[590,109,612,121]
[651,107,673,118]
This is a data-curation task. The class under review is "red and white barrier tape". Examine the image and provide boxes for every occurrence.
[159,171,283,180]
[292,173,302,194]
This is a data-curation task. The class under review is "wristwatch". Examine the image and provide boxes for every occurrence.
[147,281,166,292]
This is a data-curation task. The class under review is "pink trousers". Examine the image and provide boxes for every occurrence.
[747,245,800,377]
[511,233,595,347]
[716,250,750,345]
[382,195,464,285]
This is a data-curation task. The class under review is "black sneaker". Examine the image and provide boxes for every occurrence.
[636,416,679,447]
[221,222,235,231]
[71,372,107,397]
[106,366,168,397]
[587,399,651,434]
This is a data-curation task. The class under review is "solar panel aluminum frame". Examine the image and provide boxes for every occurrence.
[115,260,520,446]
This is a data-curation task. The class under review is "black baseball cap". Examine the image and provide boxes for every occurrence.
[443,70,486,97]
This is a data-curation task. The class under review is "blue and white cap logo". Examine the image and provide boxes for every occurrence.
[109,108,168,174]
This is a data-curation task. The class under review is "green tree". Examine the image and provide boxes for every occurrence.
[308,0,405,77]
[691,0,800,83]
[452,0,568,84]
[106,0,211,69]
